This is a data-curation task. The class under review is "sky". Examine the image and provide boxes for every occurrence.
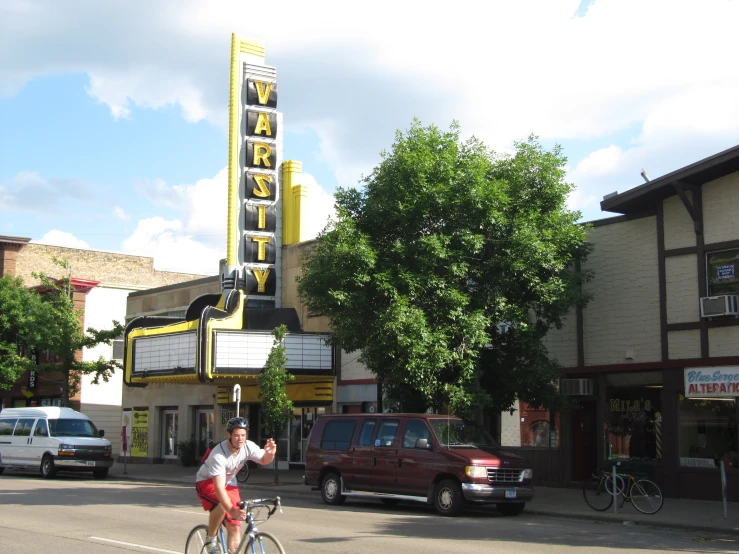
[2,0,739,276]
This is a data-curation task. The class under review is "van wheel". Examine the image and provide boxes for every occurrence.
[321,472,346,505]
[497,502,525,516]
[434,479,463,516]
[93,468,109,479]
[40,455,57,479]
[0,467,5,475]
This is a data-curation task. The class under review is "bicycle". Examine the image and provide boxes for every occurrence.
[236,463,250,484]
[186,496,285,554]
[583,468,664,514]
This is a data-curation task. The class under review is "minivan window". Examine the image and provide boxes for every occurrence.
[320,420,356,450]
[0,418,17,436]
[357,419,376,446]
[402,419,432,448]
[13,418,35,437]
[33,419,49,437]
[375,419,399,447]
[429,418,499,448]
[49,418,100,438]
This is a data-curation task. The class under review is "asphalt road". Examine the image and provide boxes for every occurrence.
[0,473,737,553]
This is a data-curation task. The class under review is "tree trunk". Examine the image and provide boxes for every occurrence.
[273,441,280,485]
[61,361,71,407]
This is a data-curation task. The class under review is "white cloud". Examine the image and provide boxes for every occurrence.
[0,172,92,213]
[300,172,336,239]
[34,230,90,249]
[3,0,739,222]
[121,216,221,275]
[112,206,130,221]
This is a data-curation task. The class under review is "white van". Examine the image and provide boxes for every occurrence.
[0,407,113,479]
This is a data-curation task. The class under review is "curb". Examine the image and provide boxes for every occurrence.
[525,507,739,538]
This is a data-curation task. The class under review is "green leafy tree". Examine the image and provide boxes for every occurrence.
[257,324,294,484]
[0,259,124,405]
[297,120,591,417]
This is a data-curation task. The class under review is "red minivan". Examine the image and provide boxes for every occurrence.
[303,413,534,516]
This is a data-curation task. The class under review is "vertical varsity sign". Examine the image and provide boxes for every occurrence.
[223,35,282,305]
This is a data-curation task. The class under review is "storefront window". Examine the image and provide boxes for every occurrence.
[679,396,738,469]
[605,372,662,461]
[499,401,560,448]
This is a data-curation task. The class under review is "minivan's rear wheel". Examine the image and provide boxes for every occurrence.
[0,467,5,475]
[93,468,109,479]
[321,472,346,505]
[40,455,57,479]
[497,502,525,516]
[434,479,464,516]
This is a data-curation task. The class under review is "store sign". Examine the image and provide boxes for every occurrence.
[684,367,739,397]
[28,370,36,389]
[131,409,149,457]
[716,264,735,280]
[242,70,281,299]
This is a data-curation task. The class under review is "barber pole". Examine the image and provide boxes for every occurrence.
[654,412,662,459]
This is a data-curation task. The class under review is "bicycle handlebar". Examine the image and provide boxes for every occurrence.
[236,496,282,516]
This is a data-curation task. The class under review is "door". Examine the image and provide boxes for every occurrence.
[30,419,53,466]
[195,409,214,460]
[367,418,400,493]
[396,419,437,496]
[572,402,598,481]
[11,418,36,466]
[161,411,178,459]
[0,418,18,466]
[348,418,377,489]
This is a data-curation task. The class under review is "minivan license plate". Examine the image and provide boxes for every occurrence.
[505,489,516,499]
[86,461,95,466]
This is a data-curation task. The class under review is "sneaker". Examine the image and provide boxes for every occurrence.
[205,538,220,554]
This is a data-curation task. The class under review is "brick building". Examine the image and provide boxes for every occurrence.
[0,237,205,456]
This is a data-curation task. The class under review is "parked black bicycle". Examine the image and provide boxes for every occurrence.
[583,468,663,514]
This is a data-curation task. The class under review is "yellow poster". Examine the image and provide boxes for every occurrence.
[131,409,149,457]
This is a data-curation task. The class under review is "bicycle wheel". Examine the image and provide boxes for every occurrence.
[583,476,613,511]
[629,479,664,514]
[242,531,285,554]
[237,463,250,483]
[186,524,223,554]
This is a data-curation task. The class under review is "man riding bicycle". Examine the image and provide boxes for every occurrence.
[195,417,276,554]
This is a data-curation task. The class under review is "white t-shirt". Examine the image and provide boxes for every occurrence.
[195,439,265,486]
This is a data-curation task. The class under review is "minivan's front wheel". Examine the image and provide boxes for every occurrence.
[434,479,464,516]
[40,455,57,479]
[321,472,346,505]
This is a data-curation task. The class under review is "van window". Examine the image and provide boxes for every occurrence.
[13,418,36,437]
[320,420,356,450]
[357,419,376,446]
[402,420,432,448]
[375,419,399,447]
[33,419,49,437]
[49,418,100,438]
[0,419,18,435]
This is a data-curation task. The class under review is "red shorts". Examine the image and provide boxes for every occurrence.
[195,480,242,527]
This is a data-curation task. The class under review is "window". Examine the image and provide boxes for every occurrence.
[112,338,124,361]
[707,248,739,296]
[320,420,356,450]
[49,418,100,438]
[375,419,399,447]
[0,419,17,436]
[402,420,431,448]
[679,397,738,469]
[13,418,35,437]
[357,419,376,446]
[605,371,662,461]
[33,419,49,437]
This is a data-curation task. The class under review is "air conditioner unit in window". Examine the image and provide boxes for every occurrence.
[560,378,594,396]
[700,294,739,317]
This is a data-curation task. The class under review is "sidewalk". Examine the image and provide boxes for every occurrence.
[109,463,739,537]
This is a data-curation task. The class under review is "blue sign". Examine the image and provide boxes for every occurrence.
[717,264,735,281]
